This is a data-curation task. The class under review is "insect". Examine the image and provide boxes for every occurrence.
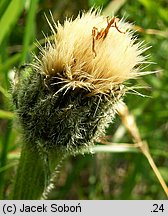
[92,16,125,57]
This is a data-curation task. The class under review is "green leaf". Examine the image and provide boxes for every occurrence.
[21,0,39,63]
[0,85,10,98]
[89,0,108,8]
[0,0,10,18]
[0,162,18,173]
[90,144,140,153]
[0,110,14,119]
[0,0,25,44]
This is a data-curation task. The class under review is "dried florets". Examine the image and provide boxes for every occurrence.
[33,10,147,95]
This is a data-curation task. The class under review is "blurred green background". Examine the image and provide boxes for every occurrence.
[0,0,168,199]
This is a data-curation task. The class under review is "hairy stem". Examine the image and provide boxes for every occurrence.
[12,141,64,200]
[12,144,45,199]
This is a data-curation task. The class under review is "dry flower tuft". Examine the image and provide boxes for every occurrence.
[33,10,147,96]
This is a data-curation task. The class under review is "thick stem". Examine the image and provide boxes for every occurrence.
[12,143,64,200]
[12,144,45,200]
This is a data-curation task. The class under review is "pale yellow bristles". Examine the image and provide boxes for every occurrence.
[34,10,148,95]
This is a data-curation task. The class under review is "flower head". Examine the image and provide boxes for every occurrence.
[34,10,146,95]
[13,10,149,155]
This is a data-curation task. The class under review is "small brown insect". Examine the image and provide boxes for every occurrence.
[92,16,125,57]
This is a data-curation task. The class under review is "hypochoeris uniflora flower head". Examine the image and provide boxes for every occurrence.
[11,11,151,200]
[13,10,149,155]
[34,10,146,96]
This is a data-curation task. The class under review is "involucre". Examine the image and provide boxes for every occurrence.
[12,10,148,199]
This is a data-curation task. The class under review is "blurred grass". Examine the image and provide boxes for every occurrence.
[0,0,168,199]
[21,0,39,63]
[0,0,25,44]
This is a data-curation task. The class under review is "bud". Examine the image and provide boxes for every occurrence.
[13,11,146,155]
[12,10,148,199]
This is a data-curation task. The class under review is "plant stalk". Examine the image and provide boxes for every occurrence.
[12,144,45,199]
[12,141,65,200]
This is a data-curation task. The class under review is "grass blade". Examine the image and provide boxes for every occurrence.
[0,0,25,44]
[0,110,14,119]
[21,0,39,63]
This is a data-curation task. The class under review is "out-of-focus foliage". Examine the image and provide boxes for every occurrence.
[0,0,168,199]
